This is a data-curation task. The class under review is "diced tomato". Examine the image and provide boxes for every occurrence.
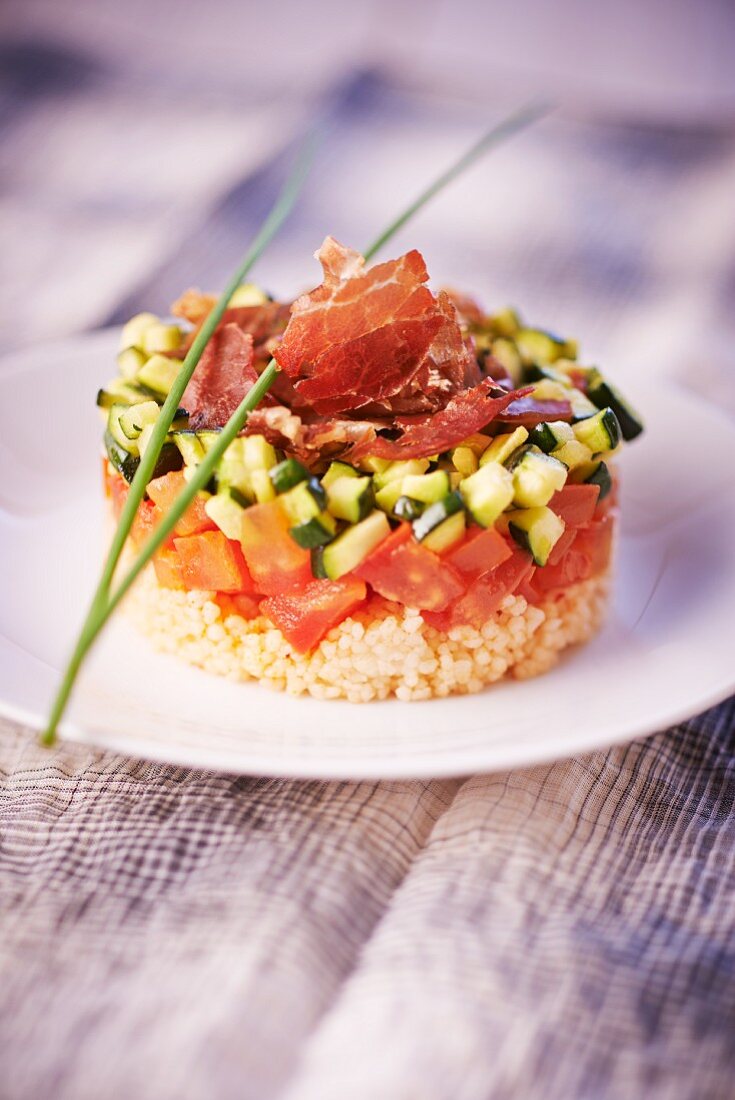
[355,524,464,611]
[531,548,592,594]
[130,499,162,547]
[108,472,128,520]
[532,514,615,594]
[423,549,534,630]
[446,526,512,577]
[147,470,216,537]
[216,592,262,621]
[174,530,255,594]
[573,514,615,577]
[261,577,368,653]
[546,526,577,566]
[549,484,600,528]
[240,500,313,596]
[153,545,186,590]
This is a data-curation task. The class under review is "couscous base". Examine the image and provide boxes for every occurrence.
[123,554,610,702]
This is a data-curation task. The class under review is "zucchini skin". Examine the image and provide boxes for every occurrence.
[104,430,182,485]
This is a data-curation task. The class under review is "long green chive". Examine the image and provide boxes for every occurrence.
[43,103,549,745]
[42,141,316,744]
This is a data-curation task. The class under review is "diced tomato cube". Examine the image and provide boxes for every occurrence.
[573,514,615,577]
[130,499,163,547]
[261,577,368,653]
[153,545,186,590]
[531,548,592,594]
[147,470,216,537]
[240,500,313,596]
[546,526,577,566]
[446,526,512,577]
[549,484,600,528]
[173,530,255,594]
[216,592,262,621]
[354,524,464,612]
[423,549,534,631]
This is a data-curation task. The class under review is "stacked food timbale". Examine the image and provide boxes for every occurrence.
[100,239,643,701]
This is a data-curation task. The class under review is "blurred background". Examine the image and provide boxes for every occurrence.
[2,0,735,398]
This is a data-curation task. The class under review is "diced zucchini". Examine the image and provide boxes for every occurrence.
[521,363,572,385]
[322,461,360,489]
[137,353,182,397]
[96,379,153,408]
[479,426,529,467]
[117,346,147,380]
[280,479,327,525]
[196,431,221,454]
[270,457,309,493]
[571,458,613,500]
[357,456,391,475]
[241,434,277,471]
[141,322,182,355]
[516,328,577,365]
[108,404,140,455]
[250,468,276,504]
[489,307,522,338]
[412,491,464,542]
[173,431,205,467]
[290,513,337,549]
[375,479,408,514]
[401,470,451,504]
[586,373,644,441]
[228,283,268,307]
[528,420,575,453]
[490,338,523,382]
[326,475,373,523]
[450,446,479,478]
[393,496,424,522]
[205,492,246,541]
[229,487,251,508]
[104,428,139,483]
[573,407,621,454]
[422,511,466,554]
[508,507,565,566]
[119,312,157,351]
[460,462,514,527]
[509,447,568,507]
[217,439,252,499]
[119,401,160,441]
[374,458,430,490]
[550,438,593,471]
[531,378,598,422]
[321,511,391,579]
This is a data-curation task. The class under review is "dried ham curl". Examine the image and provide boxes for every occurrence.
[347,380,525,462]
[183,324,257,430]
[274,238,481,417]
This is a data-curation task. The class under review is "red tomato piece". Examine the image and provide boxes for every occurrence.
[130,499,163,547]
[153,545,186,590]
[355,525,464,611]
[216,592,262,621]
[108,471,128,520]
[147,470,216,537]
[174,530,255,594]
[446,526,512,577]
[549,484,600,528]
[573,514,615,577]
[531,548,593,594]
[240,500,313,596]
[423,549,534,630]
[261,577,368,653]
[546,526,577,566]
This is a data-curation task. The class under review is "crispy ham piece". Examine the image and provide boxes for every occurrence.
[182,324,257,430]
[274,238,480,415]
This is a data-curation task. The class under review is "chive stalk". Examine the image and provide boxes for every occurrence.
[43,103,549,745]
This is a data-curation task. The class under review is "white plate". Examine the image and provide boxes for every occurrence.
[1,331,734,778]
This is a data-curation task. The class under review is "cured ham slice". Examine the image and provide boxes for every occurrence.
[182,324,257,430]
[274,238,479,415]
[498,395,573,427]
[348,379,524,461]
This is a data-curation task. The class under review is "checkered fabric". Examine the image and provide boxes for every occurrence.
[1,16,735,1098]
